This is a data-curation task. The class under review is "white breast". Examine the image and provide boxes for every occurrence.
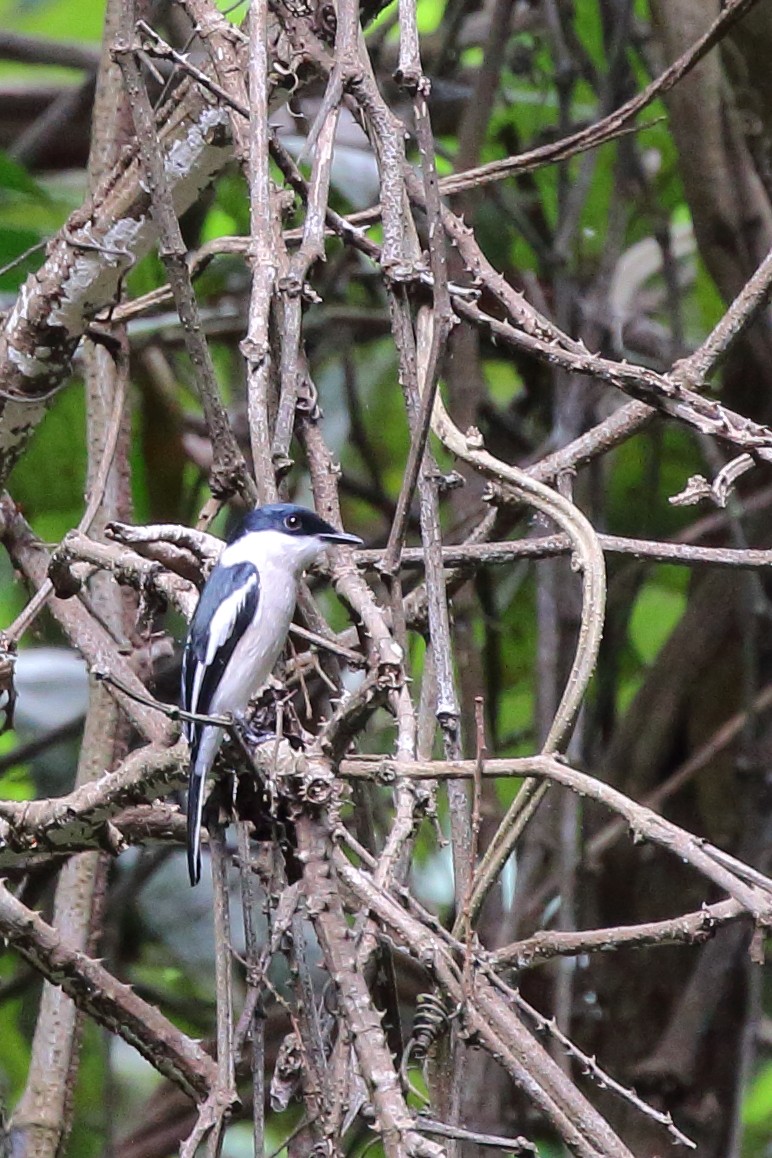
[207,550,300,717]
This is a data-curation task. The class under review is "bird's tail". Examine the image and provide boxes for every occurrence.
[186,726,223,886]
[186,759,206,886]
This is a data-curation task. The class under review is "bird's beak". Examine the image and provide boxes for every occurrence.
[320,530,364,547]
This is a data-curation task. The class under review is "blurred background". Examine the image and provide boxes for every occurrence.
[1,1,772,1155]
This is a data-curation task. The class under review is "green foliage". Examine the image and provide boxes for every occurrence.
[8,385,87,541]
[0,554,25,642]
[0,152,67,291]
[743,1060,772,1156]
[0,0,104,46]
[416,0,444,34]
[483,359,525,407]
[0,957,31,1103]
[0,735,34,803]
[693,251,726,335]
[0,153,46,200]
[572,2,605,72]
[126,249,168,302]
[606,425,703,540]
[215,0,249,22]
[628,564,688,665]
[0,227,42,293]
[202,170,251,240]
[67,1022,109,1158]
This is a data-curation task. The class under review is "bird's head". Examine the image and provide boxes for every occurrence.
[232,503,363,573]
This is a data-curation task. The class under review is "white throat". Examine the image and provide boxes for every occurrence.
[220,528,326,575]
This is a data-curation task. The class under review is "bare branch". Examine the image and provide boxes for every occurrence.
[0,879,217,1100]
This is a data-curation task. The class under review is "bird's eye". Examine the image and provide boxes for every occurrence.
[284,513,301,531]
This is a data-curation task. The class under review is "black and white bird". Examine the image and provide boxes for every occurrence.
[181,503,362,885]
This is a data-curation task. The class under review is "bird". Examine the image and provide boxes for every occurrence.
[180,503,363,885]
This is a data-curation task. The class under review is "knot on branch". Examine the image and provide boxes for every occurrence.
[48,541,83,598]
[383,258,430,284]
[293,755,335,806]
[201,117,230,148]
[393,66,427,97]
[271,451,295,480]
[313,2,337,45]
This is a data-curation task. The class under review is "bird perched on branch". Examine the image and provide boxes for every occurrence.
[181,503,362,885]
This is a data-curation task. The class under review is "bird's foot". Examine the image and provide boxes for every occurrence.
[228,713,278,763]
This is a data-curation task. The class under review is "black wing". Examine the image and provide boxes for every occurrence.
[181,560,260,759]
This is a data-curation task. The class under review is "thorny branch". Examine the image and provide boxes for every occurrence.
[0,878,218,1100]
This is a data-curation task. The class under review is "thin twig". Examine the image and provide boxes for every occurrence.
[492,898,747,969]
[415,1115,537,1154]
[499,982,697,1150]
[339,754,772,916]
[459,697,485,955]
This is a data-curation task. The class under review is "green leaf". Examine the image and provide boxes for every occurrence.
[8,383,87,535]
[417,0,444,34]
[0,995,32,1100]
[0,226,44,291]
[0,151,47,199]
[0,746,35,802]
[744,1060,772,1127]
[629,566,687,664]
[0,0,104,45]
[484,359,525,407]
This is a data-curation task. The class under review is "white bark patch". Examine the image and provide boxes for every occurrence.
[167,106,230,195]
[0,104,234,482]
[6,344,58,379]
[47,106,232,336]
[7,281,31,324]
[48,218,146,333]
